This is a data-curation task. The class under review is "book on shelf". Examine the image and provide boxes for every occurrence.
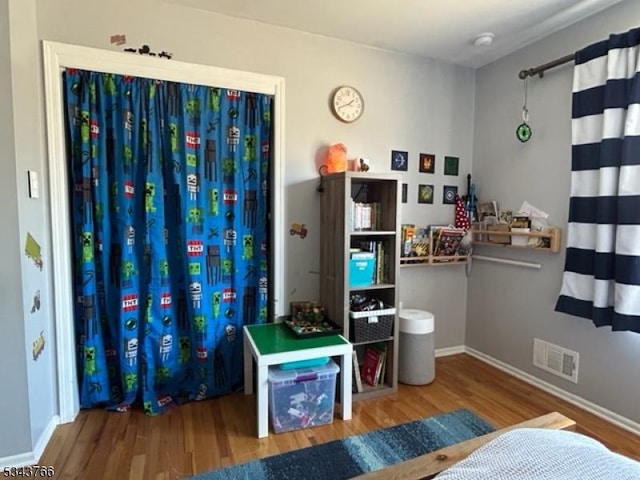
[401,224,416,256]
[431,226,466,257]
[378,347,387,385]
[375,242,384,284]
[351,240,389,284]
[477,201,498,220]
[361,347,380,386]
[351,251,375,260]
[360,343,387,387]
[350,200,382,231]
[352,350,364,393]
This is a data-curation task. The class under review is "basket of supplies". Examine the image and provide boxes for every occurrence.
[349,305,396,343]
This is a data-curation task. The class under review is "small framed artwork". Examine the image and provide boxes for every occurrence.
[444,156,459,176]
[419,153,435,174]
[391,150,408,171]
[402,183,408,203]
[443,185,458,204]
[418,184,434,204]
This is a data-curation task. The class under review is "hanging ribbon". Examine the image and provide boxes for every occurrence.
[516,77,532,142]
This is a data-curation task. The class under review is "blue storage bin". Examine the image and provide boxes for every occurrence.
[349,257,375,287]
[268,359,340,433]
[280,357,330,370]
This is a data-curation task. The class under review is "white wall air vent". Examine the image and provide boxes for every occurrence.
[533,338,579,383]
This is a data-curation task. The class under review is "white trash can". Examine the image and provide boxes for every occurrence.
[398,309,435,385]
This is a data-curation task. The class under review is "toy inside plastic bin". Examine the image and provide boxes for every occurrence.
[268,359,340,434]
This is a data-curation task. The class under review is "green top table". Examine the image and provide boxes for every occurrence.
[246,322,349,354]
[243,322,352,438]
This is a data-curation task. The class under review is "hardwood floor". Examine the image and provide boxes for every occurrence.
[40,354,640,479]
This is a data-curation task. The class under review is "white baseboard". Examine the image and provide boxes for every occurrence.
[0,452,35,470]
[33,415,60,462]
[435,345,466,357]
[0,415,60,469]
[465,347,640,437]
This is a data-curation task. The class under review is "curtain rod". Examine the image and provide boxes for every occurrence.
[518,53,575,79]
[473,255,541,270]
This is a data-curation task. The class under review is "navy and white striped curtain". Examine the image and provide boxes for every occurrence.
[556,27,640,333]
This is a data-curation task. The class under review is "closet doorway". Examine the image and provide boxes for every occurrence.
[43,41,286,423]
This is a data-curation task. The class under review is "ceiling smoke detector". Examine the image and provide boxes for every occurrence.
[473,32,494,47]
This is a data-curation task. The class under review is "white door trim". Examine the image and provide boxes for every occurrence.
[42,40,286,424]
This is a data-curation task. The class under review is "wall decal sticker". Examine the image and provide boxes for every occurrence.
[25,233,43,270]
[124,44,173,59]
[289,223,308,239]
[31,290,41,314]
[32,331,45,361]
[110,34,127,46]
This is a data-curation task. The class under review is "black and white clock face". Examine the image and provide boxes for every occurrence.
[331,86,364,123]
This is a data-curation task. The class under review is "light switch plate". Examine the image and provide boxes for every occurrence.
[28,170,39,198]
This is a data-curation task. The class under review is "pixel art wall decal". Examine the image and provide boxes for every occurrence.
[25,233,43,270]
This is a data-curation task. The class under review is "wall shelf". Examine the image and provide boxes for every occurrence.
[471,226,562,253]
[400,255,469,267]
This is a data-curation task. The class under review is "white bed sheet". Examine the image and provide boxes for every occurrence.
[433,428,640,480]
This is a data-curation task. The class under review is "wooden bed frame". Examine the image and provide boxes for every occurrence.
[353,412,576,480]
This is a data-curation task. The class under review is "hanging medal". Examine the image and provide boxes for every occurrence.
[516,77,532,142]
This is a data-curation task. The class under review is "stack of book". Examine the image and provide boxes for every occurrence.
[349,200,381,231]
[351,241,388,284]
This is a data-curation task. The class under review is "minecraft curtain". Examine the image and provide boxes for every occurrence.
[556,27,640,333]
[64,69,272,414]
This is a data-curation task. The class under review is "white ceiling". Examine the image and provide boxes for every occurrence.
[167,0,625,68]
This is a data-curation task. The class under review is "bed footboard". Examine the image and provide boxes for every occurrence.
[352,411,576,480]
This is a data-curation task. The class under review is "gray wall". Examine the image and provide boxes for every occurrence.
[0,0,33,459]
[469,0,640,422]
[11,0,59,450]
[35,0,476,349]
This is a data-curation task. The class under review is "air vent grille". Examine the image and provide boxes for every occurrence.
[533,338,579,383]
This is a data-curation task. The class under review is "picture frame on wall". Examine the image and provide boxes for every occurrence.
[444,156,459,176]
[443,185,458,204]
[391,150,408,171]
[418,184,434,204]
[419,153,435,173]
[402,183,408,203]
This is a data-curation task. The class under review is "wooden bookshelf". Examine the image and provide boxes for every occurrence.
[319,172,400,401]
[472,226,562,253]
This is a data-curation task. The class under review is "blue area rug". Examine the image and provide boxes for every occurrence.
[189,409,494,480]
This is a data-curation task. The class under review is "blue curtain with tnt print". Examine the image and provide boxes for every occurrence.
[64,69,271,414]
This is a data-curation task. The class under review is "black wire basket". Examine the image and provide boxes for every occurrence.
[349,306,395,343]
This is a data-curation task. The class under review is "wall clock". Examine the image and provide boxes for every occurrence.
[331,86,364,123]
